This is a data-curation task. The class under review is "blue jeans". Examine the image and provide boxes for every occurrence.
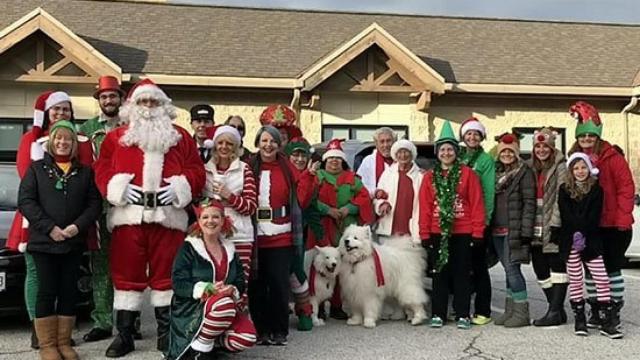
[492,234,527,295]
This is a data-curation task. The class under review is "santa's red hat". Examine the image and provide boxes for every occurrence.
[33,90,72,140]
[127,78,171,104]
[460,117,486,139]
[322,138,346,161]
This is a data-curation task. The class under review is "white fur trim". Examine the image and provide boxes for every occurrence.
[142,151,164,192]
[193,281,209,300]
[258,170,271,207]
[185,235,235,266]
[18,242,27,253]
[30,142,44,161]
[44,91,71,110]
[204,139,214,149]
[460,120,486,138]
[390,139,417,162]
[257,222,292,236]
[22,216,29,229]
[164,175,192,208]
[107,204,188,231]
[550,272,569,284]
[150,289,174,307]
[566,152,599,176]
[130,84,171,104]
[33,110,44,128]
[322,149,347,161]
[106,173,135,206]
[213,125,241,144]
[191,338,214,353]
[113,290,144,311]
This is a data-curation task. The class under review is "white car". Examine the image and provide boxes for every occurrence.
[625,195,640,261]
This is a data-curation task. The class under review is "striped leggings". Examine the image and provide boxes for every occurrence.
[234,242,253,311]
[192,294,256,353]
[567,250,610,302]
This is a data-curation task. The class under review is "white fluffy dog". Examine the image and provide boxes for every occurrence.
[339,224,428,328]
[304,246,341,326]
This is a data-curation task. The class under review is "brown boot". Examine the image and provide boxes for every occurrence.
[34,317,62,360]
[57,316,79,360]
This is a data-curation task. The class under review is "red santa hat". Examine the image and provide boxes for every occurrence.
[33,90,72,140]
[322,138,346,161]
[459,117,486,140]
[203,125,241,149]
[127,78,171,104]
[567,152,599,176]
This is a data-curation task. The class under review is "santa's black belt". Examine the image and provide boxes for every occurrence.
[256,206,290,221]
[131,190,170,210]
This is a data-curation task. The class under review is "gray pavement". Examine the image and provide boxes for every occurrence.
[1,265,639,360]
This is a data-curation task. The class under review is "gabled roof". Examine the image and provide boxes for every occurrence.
[0,7,121,81]
[1,0,640,92]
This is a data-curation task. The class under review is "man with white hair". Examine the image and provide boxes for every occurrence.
[357,127,397,197]
[94,79,205,358]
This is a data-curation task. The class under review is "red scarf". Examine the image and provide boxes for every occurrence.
[309,264,318,296]
[53,154,71,163]
[375,151,393,184]
[372,248,385,287]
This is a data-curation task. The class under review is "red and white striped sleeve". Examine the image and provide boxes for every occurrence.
[228,164,258,216]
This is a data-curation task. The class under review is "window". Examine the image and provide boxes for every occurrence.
[512,127,566,160]
[0,119,30,162]
[322,125,409,141]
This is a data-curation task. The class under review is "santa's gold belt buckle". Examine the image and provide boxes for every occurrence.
[256,207,272,222]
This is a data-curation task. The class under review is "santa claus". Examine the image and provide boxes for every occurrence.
[94,79,205,358]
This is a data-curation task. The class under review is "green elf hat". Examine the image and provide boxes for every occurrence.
[570,101,602,138]
[435,120,459,153]
[284,136,312,156]
[48,120,77,137]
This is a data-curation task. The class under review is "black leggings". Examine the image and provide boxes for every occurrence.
[31,251,82,317]
[471,228,492,317]
[431,234,472,320]
[600,228,632,274]
[248,246,293,337]
[531,246,566,281]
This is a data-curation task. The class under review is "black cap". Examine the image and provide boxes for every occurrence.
[190,104,214,122]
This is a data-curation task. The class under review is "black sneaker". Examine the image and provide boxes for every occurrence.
[83,328,113,342]
[271,333,288,346]
[256,334,272,346]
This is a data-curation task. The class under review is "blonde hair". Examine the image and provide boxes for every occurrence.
[48,127,78,159]
[212,132,240,164]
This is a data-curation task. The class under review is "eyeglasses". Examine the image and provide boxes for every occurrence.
[577,133,598,139]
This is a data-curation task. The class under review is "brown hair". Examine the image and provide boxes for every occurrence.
[532,144,556,172]
[47,127,78,159]
[564,158,597,200]
[568,138,603,156]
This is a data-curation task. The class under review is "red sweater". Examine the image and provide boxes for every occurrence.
[419,165,485,240]
[585,141,635,229]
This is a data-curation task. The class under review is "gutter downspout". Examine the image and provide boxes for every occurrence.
[621,96,638,161]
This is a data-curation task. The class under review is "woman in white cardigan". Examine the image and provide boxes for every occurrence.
[374,139,425,245]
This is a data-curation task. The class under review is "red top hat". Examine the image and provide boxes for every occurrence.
[93,76,125,99]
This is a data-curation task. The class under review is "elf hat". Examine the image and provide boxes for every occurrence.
[391,139,417,162]
[322,138,346,161]
[435,120,459,153]
[533,127,557,149]
[570,101,602,139]
[127,78,171,104]
[460,117,486,140]
[496,132,520,158]
[285,136,313,156]
[49,120,77,137]
[567,152,599,176]
[33,91,72,140]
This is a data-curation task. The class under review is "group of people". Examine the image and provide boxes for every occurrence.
[7,75,634,360]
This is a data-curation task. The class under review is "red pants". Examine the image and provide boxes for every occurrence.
[110,224,184,309]
[194,294,256,353]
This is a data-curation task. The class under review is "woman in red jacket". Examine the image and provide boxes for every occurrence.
[567,101,635,331]
[419,121,485,330]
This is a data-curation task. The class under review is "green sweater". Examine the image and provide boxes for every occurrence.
[460,147,495,225]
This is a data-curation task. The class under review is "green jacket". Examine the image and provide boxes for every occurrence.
[167,236,244,360]
[460,147,495,225]
[78,116,107,158]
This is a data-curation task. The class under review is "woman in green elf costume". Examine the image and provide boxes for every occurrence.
[419,120,485,330]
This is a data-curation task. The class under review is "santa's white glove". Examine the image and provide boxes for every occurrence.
[125,183,143,204]
[158,184,177,205]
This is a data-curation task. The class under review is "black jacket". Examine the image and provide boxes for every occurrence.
[554,182,604,262]
[18,154,102,254]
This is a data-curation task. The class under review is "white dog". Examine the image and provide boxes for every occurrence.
[304,246,341,326]
[339,224,428,328]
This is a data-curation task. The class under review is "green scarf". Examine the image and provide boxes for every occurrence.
[461,146,483,169]
[432,160,462,272]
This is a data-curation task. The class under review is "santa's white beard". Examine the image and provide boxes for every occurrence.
[120,104,181,153]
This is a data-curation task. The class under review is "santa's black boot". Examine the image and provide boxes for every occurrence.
[105,310,136,358]
[570,301,588,336]
[155,306,171,353]
[599,303,623,339]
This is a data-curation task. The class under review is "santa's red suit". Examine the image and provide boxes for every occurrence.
[94,81,205,311]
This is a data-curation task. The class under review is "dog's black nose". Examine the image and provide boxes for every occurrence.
[344,239,350,246]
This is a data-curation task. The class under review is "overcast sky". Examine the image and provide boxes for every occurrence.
[173,0,640,24]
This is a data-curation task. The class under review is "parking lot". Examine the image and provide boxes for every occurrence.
[0,265,638,360]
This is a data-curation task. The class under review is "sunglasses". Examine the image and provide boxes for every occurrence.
[577,133,598,139]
